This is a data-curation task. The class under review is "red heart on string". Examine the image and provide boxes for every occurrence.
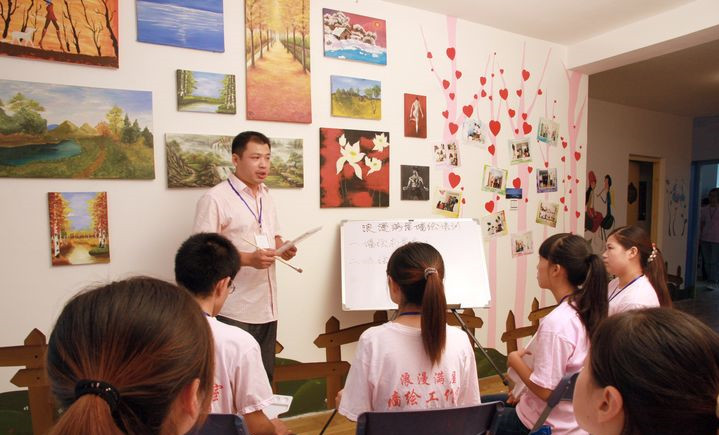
[449,93,455,100]
[427,52,433,58]
[481,90,487,98]
[455,70,462,79]
[528,166,533,173]
[516,89,523,97]
[562,141,568,148]
[574,152,581,161]
[442,110,449,119]
[561,156,566,162]
[499,89,508,100]
[568,175,572,180]
[508,109,516,118]
[514,128,519,134]
[538,89,543,95]
[449,172,461,188]
[489,120,501,136]
[523,122,532,135]
[513,177,521,188]
[488,144,496,155]
[560,197,565,204]
[522,113,528,120]
[448,122,459,135]
[474,94,478,99]
[463,105,473,117]
[485,200,495,213]
[443,80,450,89]
[564,205,568,212]
[522,69,530,81]
[480,76,487,85]
[446,47,456,60]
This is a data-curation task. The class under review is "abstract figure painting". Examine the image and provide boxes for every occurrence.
[48,192,110,266]
[0,0,119,67]
[245,0,311,123]
[0,79,154,179]
[404,94,426,138]
[176,70,236,114]
[322,9,386,65]
[137,0,224,52]
[320,127,389,208]
[331,76,381,120]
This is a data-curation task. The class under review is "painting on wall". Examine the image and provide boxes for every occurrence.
[331,76,381,120]
[666,178,687,237]
[245,0,311,123]
[434,188,462,218]
[176,70,236,114]
[322,9,386,65]
[509,138,531,164]
[166,134,303,188]
[537,117,559,146]
[511,231,534,257]
[536,201,559,228]
[0,0,119,67]
[320,127,389,208]
[481,210,508,239]
[536,168,558,193]
[404,94,426,138]
[137,0,224,52]
[400,165,429,200]
[0,79,154,179]
[482,165,507,194]
[48,192,109,266]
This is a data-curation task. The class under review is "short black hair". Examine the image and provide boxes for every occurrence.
[232,131,271,156]
[175,233,240,297]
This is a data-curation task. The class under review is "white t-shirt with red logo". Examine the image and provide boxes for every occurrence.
[207,317,274,415]
[338,322,481,421]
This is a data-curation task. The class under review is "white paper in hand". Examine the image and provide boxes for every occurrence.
[276,226,322,255]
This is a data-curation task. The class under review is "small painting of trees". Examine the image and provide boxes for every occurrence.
[48,191,110,266]
[176,69,236,114]
[330,75,381,120]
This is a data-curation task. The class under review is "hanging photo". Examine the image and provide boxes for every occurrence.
[536,168,558,193]
[400,165,430,201]
[462,118,486,146]
[509,138,532,164]
[481,210,508,239]
[511,231,534,257]
[536,201,559,228]
[434,188,462,218]
[48,192,110,266]
[433,143,459,166]
[537,117,560,146]
[404,94,427,138]
[482,165,508,194]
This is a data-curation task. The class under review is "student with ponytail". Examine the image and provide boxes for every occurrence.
[46,277,214,435]
[337,242,481,420]
[603,225,671,315]
[495,233,608,435]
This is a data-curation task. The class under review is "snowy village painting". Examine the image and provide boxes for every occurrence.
[0,79,154,179]
[0,0,119,67]
[166,133,303,188]
[322,9,386,65]
[176,70,236,114]
[48,192,110,266]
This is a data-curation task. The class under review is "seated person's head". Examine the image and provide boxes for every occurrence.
[175,232,240,315]
[47,277,214,435]
[573,308,719,435]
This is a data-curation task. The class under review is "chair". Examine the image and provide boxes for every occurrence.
[188,414,249,435]
[355,401,504,435]
[529,372,579,433]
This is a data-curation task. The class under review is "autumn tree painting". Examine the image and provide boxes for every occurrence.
[48,191,110,266]
[0,0,119,67]
[245,0,311,123]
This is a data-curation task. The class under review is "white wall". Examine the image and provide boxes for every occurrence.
[693,116,719,162]
[586,98,692,270]
[0,1,587,392]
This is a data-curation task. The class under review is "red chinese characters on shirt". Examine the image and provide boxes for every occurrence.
[400,372,414,387]
[417,371,430,385]
[387,370,460,409]
[387,390,402,408]
[212,384,224,402]
[404,389,421,406]
[434,371,445,385]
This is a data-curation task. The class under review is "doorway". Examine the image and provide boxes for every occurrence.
[685,160,719,288]
[627,156,661,243]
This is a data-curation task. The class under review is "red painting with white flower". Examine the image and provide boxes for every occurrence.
[320,128,389,208]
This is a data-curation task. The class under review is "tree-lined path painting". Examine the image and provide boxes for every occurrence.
[245,0,311,123]
[0,79,154,179]
[0,0,119,67]
[48,191,110,266]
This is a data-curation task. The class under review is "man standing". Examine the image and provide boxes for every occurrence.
[193,131,297,382]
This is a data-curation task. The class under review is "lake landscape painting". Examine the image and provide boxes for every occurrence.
[48,191,110,266]
[0,79,154,179]
[177,70,236,114]
[136,0,224,52]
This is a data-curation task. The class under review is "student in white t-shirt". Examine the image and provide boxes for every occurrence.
[602,225,671,315]
[337,242,481,420]
[494,233,609,435]
[175,233,289,435]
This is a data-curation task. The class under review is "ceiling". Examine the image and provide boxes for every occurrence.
[384,0,695,45]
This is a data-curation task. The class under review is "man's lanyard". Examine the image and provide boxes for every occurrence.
[609,274,644,302]
[227,179,262,228]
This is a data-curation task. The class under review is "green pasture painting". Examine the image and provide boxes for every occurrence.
[330,75,381,120]
[0,79,154,179]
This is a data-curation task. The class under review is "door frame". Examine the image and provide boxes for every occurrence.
[686,159,719,288]
[628,154,663,247]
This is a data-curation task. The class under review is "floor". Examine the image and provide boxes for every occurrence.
[675,282,719,332]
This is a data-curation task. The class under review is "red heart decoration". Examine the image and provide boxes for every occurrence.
[489,120,501,136]
[427,52,433,58]
[485,200,495,213]
[481,90,487,98]
[564,205,568,212]
[473,94,478,99]
[499,88,508,100]
[522,69,530,81]
[568,175,572,180]
[560,197,565,204]
[446,47,456,60]
[449,93,455,100]
[528,166,533,173]
[522,113,528,120]
[576,211,581,218]
[448,122,459,135]
[523,122,532,135]
[561,156,566,162]
[538,89,543,95]
[488,144,496,155]
[525,198,529,203]
[463,105,473,117]
[462,198,466,204]
[448,172,461,188]
[496,195,500,200]
[574,152,581,161]
[569,189,573,194]
[514,128,519,134]
[544,161,549,168]
[513,177,521,188]
[500,68,504,74]
[442,110,449,119]
[508,109,516,118]
[455,70,462,79]
[516,89,523,97]
[491,73,495,77]
[442,80,450,89]
[575,179,580,184]
[480,76,487,85]
[562,141,568,148]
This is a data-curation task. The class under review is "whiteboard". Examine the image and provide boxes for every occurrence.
[340,218,491,311]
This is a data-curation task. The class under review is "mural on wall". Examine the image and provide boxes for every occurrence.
[166,134,303,188]
[596,174,614,239]
[404,93,427,138]
[48,191,109,266]
[137,0,223,52]
[0,79,154,179]
[0,0,119,67]
[245,0,311,123]
[584,170,604,233]
[319,127,389,208]
[330,75,381,120]
[176,70,236,114]
[666,178,688,237]
[322,9,386,65]
[400,164,430,200]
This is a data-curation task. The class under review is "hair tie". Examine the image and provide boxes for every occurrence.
[424,267,437,279]
[648,243,658,263]
[75,380,120,412]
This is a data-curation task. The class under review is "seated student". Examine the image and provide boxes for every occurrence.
[573,308,719,435]
[337,242,481,420]
[175,233,289,435]
[603,225,671,315]
[495,233,608,435]
[46,277,214,435]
